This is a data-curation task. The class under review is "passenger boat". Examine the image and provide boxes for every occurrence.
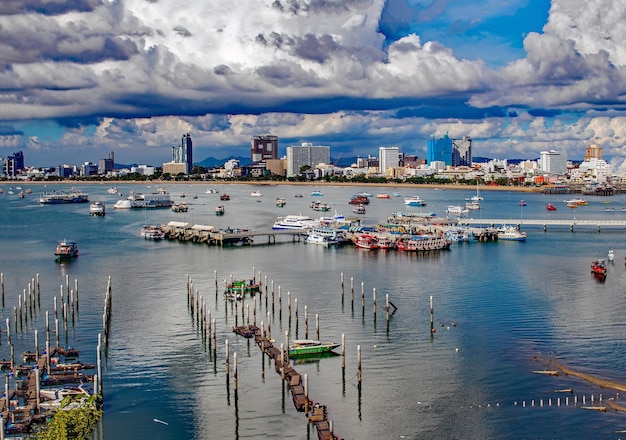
[39,191,89,204]
[445,205,469,215]
[140,225,165,240]
[404,196,427,206]
[89,201,105,216]
[591,259,607,275]
[376,193,391,199]
[497,226,527,241]
[171,202,188,212]
[251,190,263,197]
[396,235,451,251]
[354,234,379,250]
[225,279,261,300]
[215,205,225,215]
[288,339,340,357]
[546,203,557,211]
[114,190,173,209]
[377,237,396,250]
[220,193,230,201]
[310,190,325,196]
[272,214,317,230]
[55,240,78,261]
[349,195,370,205]
[276,197,286,207]
[306,226,347,245]
[352,204,366,215]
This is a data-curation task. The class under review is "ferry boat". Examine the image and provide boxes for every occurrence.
[591,259,607,275]
[89,201,105,216]
[354,234,379,250]
[39,191,89,204]
[171,202,189,212]
[215,205,225,216]
[404,196,427,206]
[497,226,527,241]
[546,203,557,211]
[140,225,165,240]
[288,340,340,357]
[113,191,173,209]
[55,240,79,261]
[396,235,451,251]
[272,214,317,230]
[352,204,366,215]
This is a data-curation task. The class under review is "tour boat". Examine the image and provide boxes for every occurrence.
[591,259,607,275]
[354,234,379,250]
[140,225,165,240]
[114,191,173,209]
[171,202,189,212]
[396,235,451,251]
[55,240,79,261]
[215,205,225,215]
[404,196,427,206]
[497,226,527,241]
[546,203,557,211]
[288,340,340,357]
[272,214,317,230]
[89,201,106,216]
[39,191,89,204]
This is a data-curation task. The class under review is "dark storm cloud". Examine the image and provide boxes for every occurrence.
[0,0,102,15]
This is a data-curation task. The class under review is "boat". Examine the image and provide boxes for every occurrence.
[18,191,25,198]
[89,201,105,216]
[354,234,379,250]
[55,240,78,261]
[225,279,261,300]
[24,188,32,194]
[564,198,587,206]
[215,205,225,215]
[465,201,480,210]
[591,259,607,275]
[497,226,527,241]
[276,197,286,207]
[404,196,427,207]
[306,226,347,245]
[546,203,557,211]
[310,201,331,212]
[518,200,528,206]
[310,190,325,196]
[605,207,615,212]
[392,191,402,197]
[376,193,391,199]
[352,204,366,215]
[272,214,317,230]
[107,187,119,194]
[445,205,469,215]
[0,189,3,194]
[205,188,219,194]
[39,384,91,401]
[140,225,165,240]
[39,191,89,204]
[566,202,578,208]
[288,339,340,357]
[294,194,304,198]
[171,202,189,212]
[396,235,451,251]
[377,236,396,250]
[305,232,339,246]
[114,191,173,209]
[220,193,230,201]
[251,191,263,197]
[349,195,370,205]
[608,249,615,262]
[466,182,483,202]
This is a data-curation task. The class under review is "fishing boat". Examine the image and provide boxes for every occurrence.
[352,204,366,215]
[89,201,105,216]
[276,197,286,207]
[288,340,340,357]
[220,193,230,201]
[591,259,607,275]
[354,234,379,250]
[396,235,451,251]
[171,202,189,212]
[404,196,427,206]
[39,191,89,204]
[140,225,165,240]
[497,226,527,241]
[215,205,225,215]
[546,203,557,211]
[55,240,78,261]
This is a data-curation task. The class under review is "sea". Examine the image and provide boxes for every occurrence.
[1,182,626,440]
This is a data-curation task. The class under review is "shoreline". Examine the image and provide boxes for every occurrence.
[1,180,539,193]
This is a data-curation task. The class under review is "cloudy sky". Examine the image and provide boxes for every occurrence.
[2,0,626,169]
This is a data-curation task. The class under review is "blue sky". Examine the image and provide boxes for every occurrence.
[2,0,626,171]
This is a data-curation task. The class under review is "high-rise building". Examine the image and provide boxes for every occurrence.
[251,135,278,162]
[427,134,472,166]
[539,150,567,174]
[172,133,193,174]
[286,142,330,177]
[378,146,400,175]
[98,151,115,174]
[584,144,602,161]
[3,151,24,177]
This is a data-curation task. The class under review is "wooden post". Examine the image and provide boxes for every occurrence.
[252,266,255,283]
[373,288,376,317]
[357,344,362,383]
[280,343,285,379]
[285,331,289,362]
[315,314,319,341]
[304,373,309,413]
[341,272,344,301]
[430,295,434,334]
[34,330,39,362]
[225,340,230,375]
[260,321,265,352]
[341,334,345,368]
[267,311,271,341]
[287,291,291,320]
[304,306,308,339]
[233,352,238,390]
[350,277,354,302]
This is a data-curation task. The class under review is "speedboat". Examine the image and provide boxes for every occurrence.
[288,340,340,357]
[251,191,263,197]
[497,226,527,241]
[591,259,607,275]
[546,203,557,211]
[310,190,324,196]
[55,240,78,261]
[272,214,317,230]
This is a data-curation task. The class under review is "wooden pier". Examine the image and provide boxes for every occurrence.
[232,325,340,440]
[161,222,304,245]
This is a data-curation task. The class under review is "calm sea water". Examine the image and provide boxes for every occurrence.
[1,183,626,439]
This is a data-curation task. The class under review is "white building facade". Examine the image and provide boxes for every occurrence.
[378,146,400,175]
[539,150,568,174]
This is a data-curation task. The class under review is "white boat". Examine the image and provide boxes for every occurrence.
[404,196,427,206]
[392,191,402,197]
[445,205,469,215]
[251,191,263,197]
[205,188,219,194]
[114,191,173,209]
[465,201,480,210]
[140,225,165,240]
[608,249,615,262]
[305,232,339,246]
[89,201,106,216]
[310,190,324,196]
[39,384,91,401]
[497,226,527,241]
[352,204,366,214]
[107,187,119,194]
[272,214,317,230]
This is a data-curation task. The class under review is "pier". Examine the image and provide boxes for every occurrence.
[458,218,626,231]
[160,222,304,245]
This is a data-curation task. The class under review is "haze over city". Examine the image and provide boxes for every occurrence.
[2,0,626,170]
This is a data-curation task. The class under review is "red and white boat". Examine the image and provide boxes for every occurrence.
[354,234,379,250]
[377,237,396,250]
[546,203,557,211]
[591,259,607,276]
[376,193,391,199]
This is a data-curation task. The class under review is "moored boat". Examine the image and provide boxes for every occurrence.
[518,200,528,206]
[140,225,165,240]
[215,205,225,215]
[276,197,286,207]
[39,191,89,204]
[55,240,78,261]
[497,226,527,241]
[608,249,615,262]
[220,193,230,201]
[396,235,451,251]
[465,200,480,210]
[288,339,340,357]
[225,279,261,300]
[272,214,317,230]
[445,205,469,215]
[354,234,379,250]
[352,204,366,215]
[305,232,339,246]
[251,190,263,197]
[376,193,391,199]
[404,196,426,206]
[171,202,189,212]
[591,258,607,275]
[349,195,370,205]
[114,190,173,209]
[89,201,106,216]
[310,190,325,197]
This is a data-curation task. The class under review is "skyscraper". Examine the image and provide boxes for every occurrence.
[172,134,193,174]
[539,150,567,174]
[251,135,278,162]
[286,142,330,177]
[378,146,400,175]
[427,134,472,166]
[3,151,24,177]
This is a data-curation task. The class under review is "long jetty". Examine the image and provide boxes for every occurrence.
[161,222,304,245]
[459,218,626,231]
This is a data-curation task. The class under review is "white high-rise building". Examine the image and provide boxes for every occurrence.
[539,150,567,174]
[286,143,330,177]
[378,146,400,175]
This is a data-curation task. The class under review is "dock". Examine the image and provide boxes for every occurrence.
[160,222,304,245]
[458,218,626,231]
[232,325,340,440]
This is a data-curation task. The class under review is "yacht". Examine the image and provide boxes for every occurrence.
[272,214,317,230]
[113,191,173,209]
[404,196,427,206]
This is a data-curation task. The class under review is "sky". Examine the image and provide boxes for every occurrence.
[2,0,626,170]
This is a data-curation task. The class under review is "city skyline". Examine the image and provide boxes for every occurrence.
[2,1,626,171]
